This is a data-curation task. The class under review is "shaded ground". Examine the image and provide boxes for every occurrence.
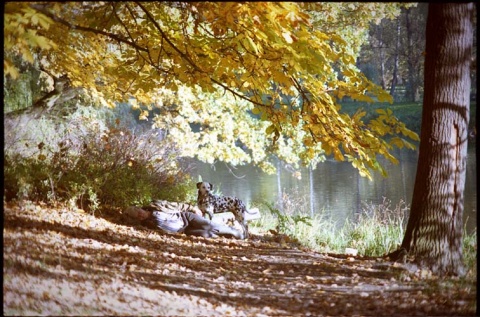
[3,202,476,316]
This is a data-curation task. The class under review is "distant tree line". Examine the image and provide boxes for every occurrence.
[358,3,476,103]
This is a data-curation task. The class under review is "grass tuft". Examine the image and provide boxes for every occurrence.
[250,193,476,278]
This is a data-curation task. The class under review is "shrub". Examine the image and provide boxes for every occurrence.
[3,154,52,202]
[59,125,191,208]
[4,106,194,211]
[262,201,312,236]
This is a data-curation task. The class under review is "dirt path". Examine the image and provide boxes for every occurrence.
[3,202,476,316]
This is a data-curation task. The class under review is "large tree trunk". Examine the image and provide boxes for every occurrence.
[399,3,474,276]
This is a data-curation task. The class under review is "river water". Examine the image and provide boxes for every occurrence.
[191,146,477,233]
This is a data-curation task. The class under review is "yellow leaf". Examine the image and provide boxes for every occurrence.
[266,125,276,135]
[333,148,344,161]
[129,98,138,108]
[245,36,259,54]
[139,110,149,121]
[37,13,53,29]
[390,137,405,149]
[31,13,39,25]
[22,49,34,63]
[4,60,19,79]
[251,107,261,115]
[35,35,57,49]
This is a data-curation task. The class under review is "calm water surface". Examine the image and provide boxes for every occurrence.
[191,147,477,233]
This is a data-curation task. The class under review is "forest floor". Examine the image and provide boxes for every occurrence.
[3,201,477,316]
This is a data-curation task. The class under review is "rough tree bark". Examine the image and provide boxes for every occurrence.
[395,3,474,276]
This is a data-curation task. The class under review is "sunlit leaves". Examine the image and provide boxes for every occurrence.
[4,2,417,177]
[4,3,58,78]
[149,85,320,174]
[4,60,20,79]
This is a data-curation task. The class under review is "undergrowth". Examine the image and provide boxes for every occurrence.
[250,192,477,278]
[4,105,196,212]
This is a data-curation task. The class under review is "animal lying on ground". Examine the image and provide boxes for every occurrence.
[125,200,244,239]
[142,200,202,216]
[196,182,255,238]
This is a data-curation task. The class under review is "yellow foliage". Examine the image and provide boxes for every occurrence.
[4,60,20,79]
[4,2,417,177]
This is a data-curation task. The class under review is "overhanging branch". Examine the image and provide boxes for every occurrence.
[31,2,270,109]
[29,3,148,53]
[134,2,270,109]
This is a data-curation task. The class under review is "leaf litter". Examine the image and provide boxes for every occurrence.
[3,202,476,316]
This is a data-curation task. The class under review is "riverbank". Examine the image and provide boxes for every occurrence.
[3,201,476,316]
[193,145,477,235]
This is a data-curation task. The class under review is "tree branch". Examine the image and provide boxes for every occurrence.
[29,3,148,53]
[31,2,270,109]
[134,2,203,73]
[134,2,270,109]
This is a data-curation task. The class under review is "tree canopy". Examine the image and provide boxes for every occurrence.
[4,2,419,178]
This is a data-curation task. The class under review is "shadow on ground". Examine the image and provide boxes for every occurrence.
[3,204,476,316]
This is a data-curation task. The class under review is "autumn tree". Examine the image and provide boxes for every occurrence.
[390,3,475,276]
[4,2,418,178]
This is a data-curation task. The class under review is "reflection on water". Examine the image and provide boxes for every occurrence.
[190,147,477,233]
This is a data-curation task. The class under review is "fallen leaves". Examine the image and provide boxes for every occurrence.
[3,202,477,316]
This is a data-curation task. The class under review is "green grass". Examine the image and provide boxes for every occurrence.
[250,197,477,278]
[250,198,407,256]
[463,227,477,277]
